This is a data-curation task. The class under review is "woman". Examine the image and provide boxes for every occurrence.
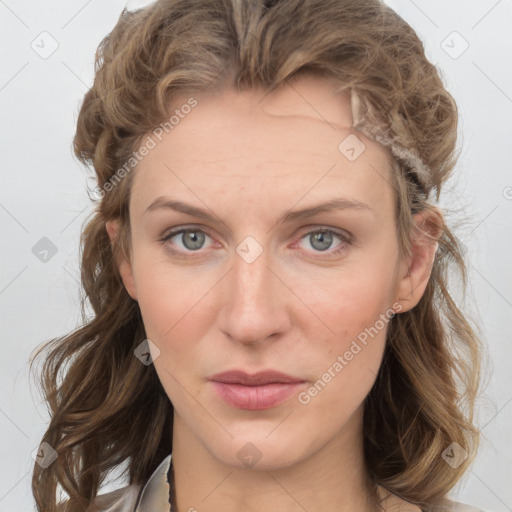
[30,0,484,511]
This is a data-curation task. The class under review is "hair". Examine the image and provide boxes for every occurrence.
[30,0,482,511]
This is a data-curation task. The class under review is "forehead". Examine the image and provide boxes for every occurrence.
[130,75,395,217]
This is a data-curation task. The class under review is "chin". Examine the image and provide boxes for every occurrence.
[205,432,307,471]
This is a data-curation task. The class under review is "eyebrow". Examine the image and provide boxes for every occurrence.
[144,197,372,226]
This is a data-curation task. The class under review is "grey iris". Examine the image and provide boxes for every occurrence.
[182,231,205,250]
[310,231,332,251]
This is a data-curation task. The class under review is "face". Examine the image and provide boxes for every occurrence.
[111,74,417,471]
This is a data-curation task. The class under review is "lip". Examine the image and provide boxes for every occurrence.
[208,370,306,410]
[209,370,304,385]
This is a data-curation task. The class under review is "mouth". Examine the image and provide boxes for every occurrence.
[208,369,307,410]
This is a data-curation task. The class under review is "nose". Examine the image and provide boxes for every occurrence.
[217,242,292,346]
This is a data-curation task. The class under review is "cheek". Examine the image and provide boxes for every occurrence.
[135,266,214,338]
[297,258,396,391]
[306,260,397,342]
[297,273,393,416]
[132,261,219,404]
[131,253,224,376]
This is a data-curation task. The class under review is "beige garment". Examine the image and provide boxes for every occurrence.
[89,453,487,512]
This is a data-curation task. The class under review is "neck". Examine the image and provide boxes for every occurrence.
[170,406,378,512]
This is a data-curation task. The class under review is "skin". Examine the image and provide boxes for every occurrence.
[107,74,440,512]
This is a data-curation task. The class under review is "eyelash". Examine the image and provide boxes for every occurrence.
[158,225,352,258]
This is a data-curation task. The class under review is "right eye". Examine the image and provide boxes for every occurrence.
[159,227,216,255]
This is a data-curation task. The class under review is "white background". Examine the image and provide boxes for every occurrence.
[0,0,510,510]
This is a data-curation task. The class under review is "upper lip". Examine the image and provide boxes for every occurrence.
[209,370,305,386]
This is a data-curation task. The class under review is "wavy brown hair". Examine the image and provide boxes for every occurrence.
[30,0,482,510]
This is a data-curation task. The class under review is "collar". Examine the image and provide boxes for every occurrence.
[134,453,173,511]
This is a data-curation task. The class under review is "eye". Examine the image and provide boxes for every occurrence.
[296,227,351,256]
[159,227,213,255]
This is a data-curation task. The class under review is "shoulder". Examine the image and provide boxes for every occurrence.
[56,483,142,512]
[88,452,172,511]
[88,483,143,511]
[377,486,487,512]
[58,453,172,512]
[430,497,487,512]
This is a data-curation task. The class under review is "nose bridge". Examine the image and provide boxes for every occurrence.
[219,236,290,344]
[234,241,273,306]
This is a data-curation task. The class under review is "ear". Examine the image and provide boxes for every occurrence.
[393,207,443,313]
[105,219,138,301]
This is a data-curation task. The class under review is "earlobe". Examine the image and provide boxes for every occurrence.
[394,208,443,313]
[105,219,138,301]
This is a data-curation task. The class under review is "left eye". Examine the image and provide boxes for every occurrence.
[297,228,349,254]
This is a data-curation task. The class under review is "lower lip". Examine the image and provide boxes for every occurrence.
[210,381,306,410]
